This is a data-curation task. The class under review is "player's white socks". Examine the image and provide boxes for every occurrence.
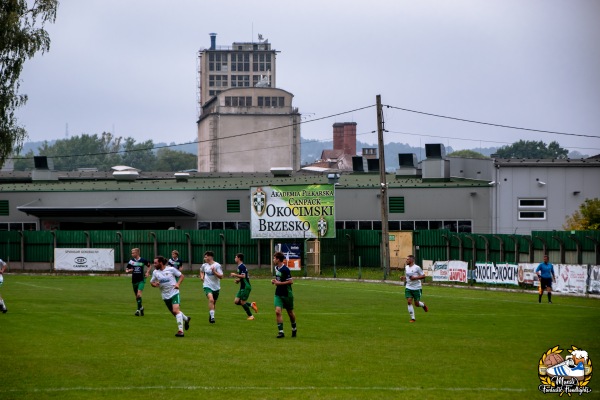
[407,304,415,319]
[418,301,425,307]
[209,310,215,318]
[176,312,184,331]
[180,312,189,322]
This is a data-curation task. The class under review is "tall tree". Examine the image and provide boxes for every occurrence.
[0,0,58,168]
[495,140,569,159]
[120,137,155,170]
[153,148,197,171]
[564,198,600,231]
[37,132,122,171]
[447,150,488,159]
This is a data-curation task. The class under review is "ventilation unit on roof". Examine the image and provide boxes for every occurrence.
[174,172,190,182]
[113,170,139,181]
[270,167,293,177]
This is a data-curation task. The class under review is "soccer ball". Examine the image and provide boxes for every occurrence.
[544,353,564,367]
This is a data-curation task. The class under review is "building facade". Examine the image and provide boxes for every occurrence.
[196,34,300,173]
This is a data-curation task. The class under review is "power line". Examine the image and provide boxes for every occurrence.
[384,104,600,139]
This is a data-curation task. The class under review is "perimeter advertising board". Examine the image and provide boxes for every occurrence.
[251,184,335,239]
[55,248,115,271]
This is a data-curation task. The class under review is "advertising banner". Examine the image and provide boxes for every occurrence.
[55,248,115,271]
[554,264,587,294]
[474,262,518,285]
[448,261,469,283]
[275,242,302,271]
[448,260,468,283]
[588,265,600,294]
[251,184,335,239]
[432,261,449,282]
[517,263,538,285]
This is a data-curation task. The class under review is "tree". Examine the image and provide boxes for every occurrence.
[153,148,197,171]
[495,140,569,159]
[37,132,122,171]
[0,0,58,168]
[120,137,155,170]
[564,198,600,231]
[447,150,489,159]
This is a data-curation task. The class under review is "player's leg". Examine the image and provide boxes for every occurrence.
[547,285,553,303]
[205,288,216,322]
[405,288,415,321]
[275,296,285,337]
[137,281,145,315]
[241,288,253,317]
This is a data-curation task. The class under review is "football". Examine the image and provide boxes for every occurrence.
[544,353,564,367]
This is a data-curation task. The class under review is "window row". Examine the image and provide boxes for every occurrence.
[0,222,38,231]
[208,53,271,72]
[518,198,547,220]
[208,75,228,87]
[224,96,253,107]
[257,96,285,107]
[195,220,472,232]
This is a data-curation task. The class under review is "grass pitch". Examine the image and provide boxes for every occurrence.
[0,274,598,400]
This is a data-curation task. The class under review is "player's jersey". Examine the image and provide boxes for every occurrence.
[237,263,251,289]
[151,266,181,300]
[405,264,424,290]
[128,257,150,283]
[274,264,293,297]
[168,257,184,270]
[0,258,6,284]
[201,262,223,291]
[536,262,555,279]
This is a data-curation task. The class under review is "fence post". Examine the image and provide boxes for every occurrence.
[358,256,362,280]
[333,254,337,278]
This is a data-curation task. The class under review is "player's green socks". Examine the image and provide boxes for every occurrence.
[242,303,252,316]
[291,322,297,330]
[278,323,284,332]
[137,298,142,309]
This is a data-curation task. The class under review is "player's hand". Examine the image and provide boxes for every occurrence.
[271,279,277,285]
[230,272,236,277]
[400,276,405,282]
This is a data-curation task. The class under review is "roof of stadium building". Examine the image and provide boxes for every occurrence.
[0,170,490,192]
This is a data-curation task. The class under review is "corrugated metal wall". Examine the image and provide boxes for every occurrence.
[0,229,598,267]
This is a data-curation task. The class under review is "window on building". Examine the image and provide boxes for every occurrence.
[231,75,250,87]
[224,221,237,230]
[388,221,400,230]
[372,221,382,230]
[209,75,228,87]
[253,53,272,72]
[443,221,457,232]
[0,222,36,231]
[345,221,357,229]
[359,221,372,230]
[519,211,546,220]
[231,53,249,71]
[389,197,405,213]
[227,199,241,213]
[336,221,345,230]
[429,221,443,230]
[415,221,428,230]
[458,221,473,232]
[519,199,546,208]
[0,200,8,216]
[401,221,414,230]
[237,221,250,230]
[211,222,224,230]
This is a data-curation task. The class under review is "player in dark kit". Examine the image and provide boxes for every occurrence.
[230,253,258,320]
[168,250,184,271]
[125,248,151,316]
[272,251,296,338]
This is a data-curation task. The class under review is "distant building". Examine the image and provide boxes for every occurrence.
[196,33,300,172]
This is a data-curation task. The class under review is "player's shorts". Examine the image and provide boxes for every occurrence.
[539,277,553,292]
[163,293,181,311]
[204,287,220,302]
[274,294,294,310]
[133,280,145,293]
[236,287,252,301]
[405,288,422,302]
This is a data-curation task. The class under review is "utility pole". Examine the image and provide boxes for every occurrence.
[376,95,390,278]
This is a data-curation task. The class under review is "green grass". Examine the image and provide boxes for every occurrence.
[0,274,598,400]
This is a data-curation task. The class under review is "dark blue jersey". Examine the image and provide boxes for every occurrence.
[275,264,293,297]
[168,257,184,270]
[128,257,150,283]
[237,263,251,289]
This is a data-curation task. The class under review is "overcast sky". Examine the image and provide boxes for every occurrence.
[16,0,600,155]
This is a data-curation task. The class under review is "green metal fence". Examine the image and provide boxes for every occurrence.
[0,229,598,268]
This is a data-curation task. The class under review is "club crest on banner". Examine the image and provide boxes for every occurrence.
[252,187,266,216]
[317,217,327,237]
[538,345,593,396]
